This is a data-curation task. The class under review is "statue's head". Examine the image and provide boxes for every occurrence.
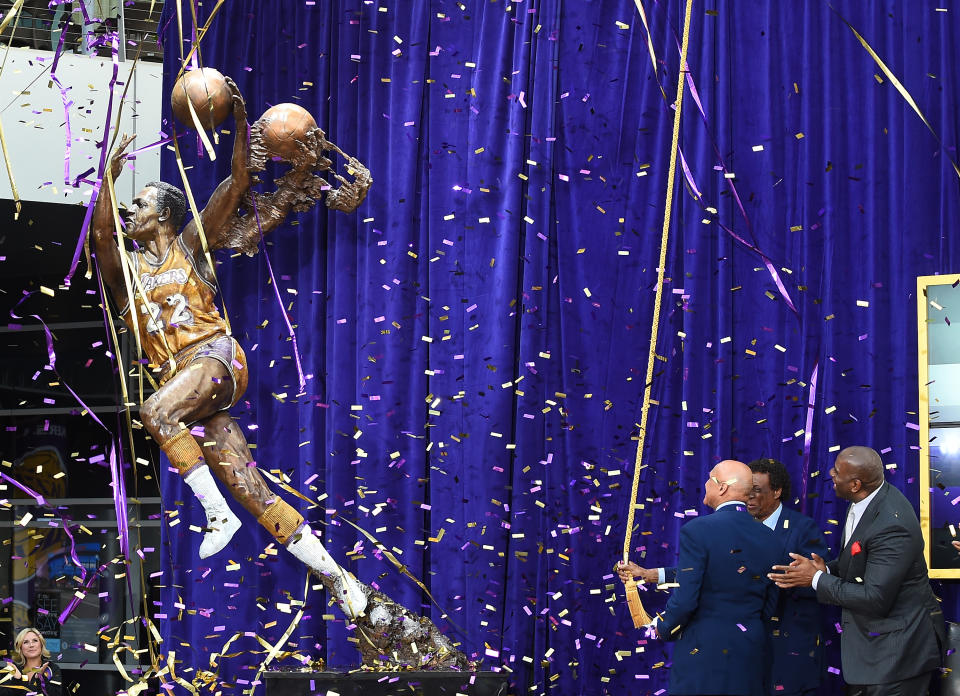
[144,180,187,231]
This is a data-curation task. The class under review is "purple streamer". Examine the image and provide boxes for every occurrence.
[0,472,46,506]
[58,558,112,626]
[65,32,122,286]
[646,9,800,317]
[109,444,130,560]
[800,359,819,513]
[10,293,132,622]
[49,74,73,187]
[245,129,308,395]
[678,148,702,200]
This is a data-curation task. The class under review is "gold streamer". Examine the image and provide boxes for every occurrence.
[167,650,199,696]
[622,0,695,628]
[171,0,227,86]
[182,82,218,158]
[833,6,960,181]
[105,165,176,395]
[247,575,310,694]
[257,469,462,629]
[0,0,25,219]
[171,127,233,336]
[632,0,668,102]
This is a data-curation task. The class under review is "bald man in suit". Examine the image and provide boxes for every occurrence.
[620,460,782,696]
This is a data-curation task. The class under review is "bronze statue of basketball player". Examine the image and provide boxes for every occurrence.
[90,76,467,669]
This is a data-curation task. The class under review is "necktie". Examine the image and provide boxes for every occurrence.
[844,505,856,546]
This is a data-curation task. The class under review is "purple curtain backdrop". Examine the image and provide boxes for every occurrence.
[153,1,960,694]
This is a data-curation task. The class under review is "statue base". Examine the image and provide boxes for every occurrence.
[263,669,508,696]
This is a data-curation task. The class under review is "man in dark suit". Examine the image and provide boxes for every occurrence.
[747,458,828,696]
[769,446,946,696]
[620,459,782,696]
[621,458,828,695]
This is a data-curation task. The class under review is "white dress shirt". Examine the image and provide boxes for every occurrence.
[762,503,783,530]
[812,482,884,590]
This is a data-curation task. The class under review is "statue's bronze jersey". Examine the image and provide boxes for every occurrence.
[120,236,226,372]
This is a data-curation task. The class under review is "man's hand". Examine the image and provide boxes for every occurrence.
[225,76,246,124]
[768,552,826,588]
[952,540,960,552]
[616,560,659,584]
[109,134,136,180]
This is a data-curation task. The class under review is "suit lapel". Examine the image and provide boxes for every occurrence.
[838,484,889,576]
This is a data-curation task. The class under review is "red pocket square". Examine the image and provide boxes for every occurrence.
[851,541,862,556]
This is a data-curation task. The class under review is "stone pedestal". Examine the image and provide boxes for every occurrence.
[263,669,508,696]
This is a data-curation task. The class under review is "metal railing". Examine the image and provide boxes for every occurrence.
[0,0,164,62]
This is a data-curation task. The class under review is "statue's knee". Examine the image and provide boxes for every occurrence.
[140,396,178,441]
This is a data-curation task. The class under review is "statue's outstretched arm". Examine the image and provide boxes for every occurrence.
[182,76,251,252]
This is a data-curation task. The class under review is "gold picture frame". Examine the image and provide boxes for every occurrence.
[918,273,960,578]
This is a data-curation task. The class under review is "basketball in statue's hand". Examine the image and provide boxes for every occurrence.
[258,103,318,160]
[170,67,232,130]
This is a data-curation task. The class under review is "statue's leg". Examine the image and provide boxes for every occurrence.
[140,358,242,559]
[197,409,367,618]
[195,411,470,665]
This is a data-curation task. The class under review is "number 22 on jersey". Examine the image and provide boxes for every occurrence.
[140,293,194,333]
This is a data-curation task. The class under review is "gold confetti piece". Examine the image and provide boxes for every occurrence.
[752,145,764,152]
[40,285,54,297]
[857,300,870,307]
[825,405,837,414]
[795,132,805,139]
[829,445,841,452]
[774,344,786,352]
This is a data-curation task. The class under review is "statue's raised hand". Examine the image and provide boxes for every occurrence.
[109,134,136,180]
[224,76,246,124]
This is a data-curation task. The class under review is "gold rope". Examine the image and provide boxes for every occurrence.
[622,0,694,628]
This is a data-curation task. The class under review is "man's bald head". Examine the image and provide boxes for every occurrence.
[704,459,753,509]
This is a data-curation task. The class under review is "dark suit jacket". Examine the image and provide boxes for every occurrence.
[769,505,828,695]
[658,503,783,696]
[816,483,946,686]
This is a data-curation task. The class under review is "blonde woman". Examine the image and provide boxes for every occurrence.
[1,628,60,696]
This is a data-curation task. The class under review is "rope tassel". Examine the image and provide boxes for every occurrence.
[624,580,652,628]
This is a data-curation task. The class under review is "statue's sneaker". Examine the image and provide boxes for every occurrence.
[199,509,241,558]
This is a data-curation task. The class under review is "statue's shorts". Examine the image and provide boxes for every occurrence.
[158,334,248,408]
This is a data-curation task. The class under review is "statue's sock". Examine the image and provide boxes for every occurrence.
[183,465,241,559]
[285,522,368,619]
